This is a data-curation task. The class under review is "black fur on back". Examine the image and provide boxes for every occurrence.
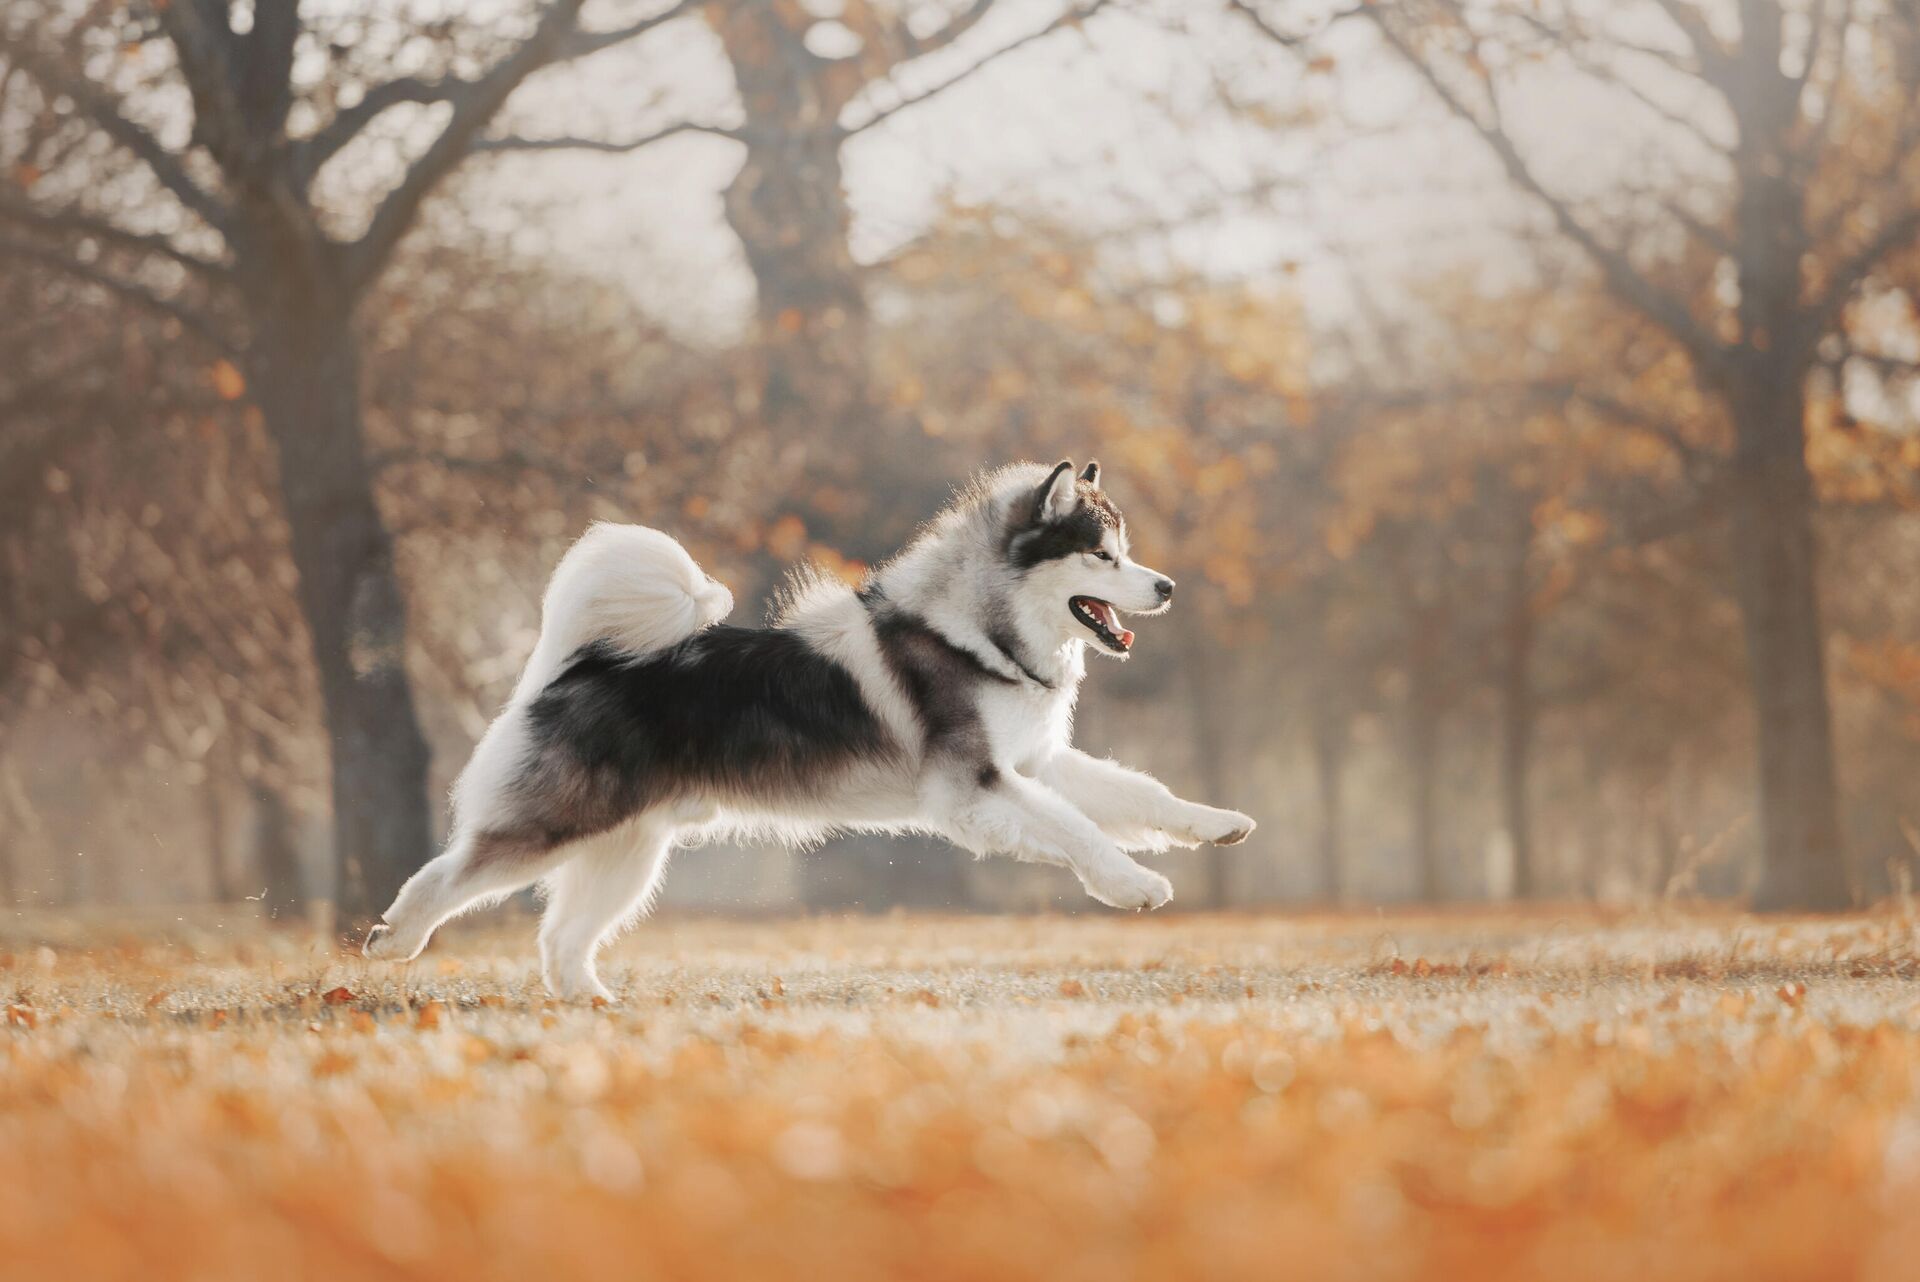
[483,628,894,862]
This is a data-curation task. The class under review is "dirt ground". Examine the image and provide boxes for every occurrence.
[4,908,1920,1282]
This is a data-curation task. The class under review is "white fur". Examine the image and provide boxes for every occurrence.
[509,523,732,706]
[367,468,1255,999]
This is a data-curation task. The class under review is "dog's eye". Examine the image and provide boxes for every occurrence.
[1092,549,1114,563]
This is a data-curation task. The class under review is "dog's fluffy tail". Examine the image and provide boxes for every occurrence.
[509,523,733,706]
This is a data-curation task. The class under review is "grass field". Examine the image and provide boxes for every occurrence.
[5,909,1920,1282]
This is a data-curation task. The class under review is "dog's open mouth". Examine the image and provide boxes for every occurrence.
[1070,596,1134,653]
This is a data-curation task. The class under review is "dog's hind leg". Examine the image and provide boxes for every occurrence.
[538,818,675,1002]
[364,829,568,962]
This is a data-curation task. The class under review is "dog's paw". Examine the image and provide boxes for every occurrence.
[364,920,431,962]
[1082,857,1174,912]
[545,970,616,1004]
[362,922,397,960]
[1183,806,1256,847]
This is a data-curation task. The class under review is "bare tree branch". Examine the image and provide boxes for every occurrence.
[1563,386,1718,479]
[1814,84,1920,245]
[1854,351,1920,378]
[1660,196,1736,257]
[893,0,999,62]
[1226,0,1365,50]
[474,120,744,154]
[1827,330,1920,387]
[1798,0,1861,171]
[0,235,239,353]
[1647,0,1736,83]
[299,0,711,189]
[294,78,466,183]
[1807,208,1920,339]
[0,39,231,236]
[0,197,233,282]
[1558,41,1729,156]
[1364,13,1728,376]
[344,0,716,291]
[238,0,300,130]
[1609,36,1700,76]
[553,0,713,61]
[841,0,1108,137]
[345,0,591,292]
[154,0,254,174]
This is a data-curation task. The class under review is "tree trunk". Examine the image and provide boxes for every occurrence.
[1650,766,1682,898]
[723,129,868,434]
[1717,11,1848,911]
[1577,739,1611,899]
[1406,601,1446,902]
[1499,522,1538,898]
[718,15,938,912]
[201,766,235,903]
[254,784,305,922]
[0,759,19,906]
[1727,382,1849,910]
[713,9,962,563]
[246,286,432,923]
[716,12,869,449]
[1186,654,1234,909]
[1309,693,1346,903]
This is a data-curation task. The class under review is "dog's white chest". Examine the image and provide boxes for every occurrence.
[981,678,1077,770]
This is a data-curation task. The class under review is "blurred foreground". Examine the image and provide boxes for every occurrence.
[5,909,1920,1281]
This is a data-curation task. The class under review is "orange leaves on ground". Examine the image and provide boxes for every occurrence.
[6,913,1920,1282]
[311,1049,355,1078]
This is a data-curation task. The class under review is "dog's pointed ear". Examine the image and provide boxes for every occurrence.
[1035,460,1077,523]
[1079,460,1101,488]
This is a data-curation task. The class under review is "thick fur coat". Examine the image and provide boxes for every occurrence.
[366,462,1255,998]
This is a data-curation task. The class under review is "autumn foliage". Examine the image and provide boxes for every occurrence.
[5,912,1920,1281]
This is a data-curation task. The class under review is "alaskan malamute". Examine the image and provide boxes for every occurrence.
[366,461,1255,998]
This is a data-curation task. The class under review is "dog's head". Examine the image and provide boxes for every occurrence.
[1002,460,1174,658]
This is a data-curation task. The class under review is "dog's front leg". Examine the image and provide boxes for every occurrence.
[1037,748,1255,849]
[932,769,1173,910]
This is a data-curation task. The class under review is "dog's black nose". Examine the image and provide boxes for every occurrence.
[1155,577,1175,601]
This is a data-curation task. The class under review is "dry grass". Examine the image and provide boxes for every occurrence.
[6,908,1920,1282]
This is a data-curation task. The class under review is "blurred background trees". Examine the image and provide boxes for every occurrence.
[3,0,1918,920]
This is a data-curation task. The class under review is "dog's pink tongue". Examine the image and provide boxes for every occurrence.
[1117,628,1134,649]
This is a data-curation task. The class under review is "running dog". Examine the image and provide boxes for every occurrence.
[365,461,1256,998]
